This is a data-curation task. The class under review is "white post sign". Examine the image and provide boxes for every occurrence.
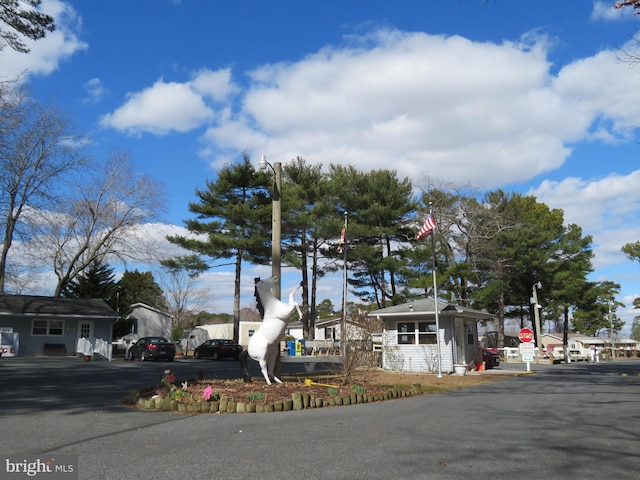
[519,342,535,371]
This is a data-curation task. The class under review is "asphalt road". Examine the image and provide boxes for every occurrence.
[1,356,639,479]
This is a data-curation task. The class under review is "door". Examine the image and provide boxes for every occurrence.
[78,321,94,339]
[78,321,94,356]
[454,318,465,364]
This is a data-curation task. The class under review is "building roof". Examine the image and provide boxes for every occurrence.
[125,302,173,319]
[371,297,494,320]
[0,294,117,318]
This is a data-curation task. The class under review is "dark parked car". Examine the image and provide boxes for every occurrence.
[482,348,500,369]
[194,339,243,360]
[127,337,175,362]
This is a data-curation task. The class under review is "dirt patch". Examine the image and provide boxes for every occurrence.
[131,369,509,407]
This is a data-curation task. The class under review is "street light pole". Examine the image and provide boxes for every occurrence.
[531,282,543,360]
[259,154,282,300]
[609,300,615,361]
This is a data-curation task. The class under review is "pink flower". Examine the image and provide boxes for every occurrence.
[203,385,213,401]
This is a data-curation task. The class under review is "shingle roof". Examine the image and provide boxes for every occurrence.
[0,294,117,318]
[371,297,494,319]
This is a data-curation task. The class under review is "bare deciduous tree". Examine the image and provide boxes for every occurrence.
[22,150,166,295]
[0,83,85,292]
[158,265,209,331]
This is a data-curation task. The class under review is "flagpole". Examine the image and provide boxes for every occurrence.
[341,211,348,358]
[429,203,443,378]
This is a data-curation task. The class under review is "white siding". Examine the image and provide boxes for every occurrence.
[382,328,454,372]
[196,324,234,340]
[239,322,263,347]
[129,307,171,339]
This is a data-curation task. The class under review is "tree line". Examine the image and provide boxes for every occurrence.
[166,154,628,348]
[1,0,637,345]
[1,80,635,347]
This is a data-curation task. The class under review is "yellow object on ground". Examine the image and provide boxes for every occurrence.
[304,378,338,388]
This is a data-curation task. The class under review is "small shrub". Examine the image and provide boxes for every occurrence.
[247,392,265,402]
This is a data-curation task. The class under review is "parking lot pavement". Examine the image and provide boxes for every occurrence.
[2,356,640,479]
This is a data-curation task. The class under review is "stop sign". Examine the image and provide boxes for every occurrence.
[519,328,534,343]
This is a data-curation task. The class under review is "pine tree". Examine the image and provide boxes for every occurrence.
[166,153,271,343]
[61,259,117,310]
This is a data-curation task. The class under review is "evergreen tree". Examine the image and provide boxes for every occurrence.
[327,165,416,308]
[546,223,594,360]
[117,270,167,313]
[622,241,640,265]
[316,299,336,319]
[572,281,624,336]
[113,269,168,338]
[166,153,271,343]
[630,304,640,341]
[282,157,335,339]
[0,0,55,53]
[61,259,117,310]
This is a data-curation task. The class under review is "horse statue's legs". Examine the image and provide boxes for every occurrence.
[266,345,282,384]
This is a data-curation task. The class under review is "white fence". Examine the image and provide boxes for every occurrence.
[76,337,112,361]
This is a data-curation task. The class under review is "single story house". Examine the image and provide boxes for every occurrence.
[114,303,174,356]
[0,294,117,359]
[286,317,380,341]
[542,332,639,360]
[124,302,173,340]
[183,322,263,350]
[285,317,380,356]
[371,298,495,373]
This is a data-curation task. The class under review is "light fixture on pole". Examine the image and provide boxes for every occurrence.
[531,282,543,357]
[259,154,282,300]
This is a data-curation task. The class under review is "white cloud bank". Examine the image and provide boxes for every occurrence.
[99,29,640,192]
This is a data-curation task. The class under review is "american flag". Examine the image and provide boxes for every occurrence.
[416,214,437,240]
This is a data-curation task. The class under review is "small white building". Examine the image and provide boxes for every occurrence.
[189,322,263,348]
[124,303,173,340]
[371,298,495,373]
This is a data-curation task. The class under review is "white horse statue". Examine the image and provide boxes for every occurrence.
[240,276,303,384]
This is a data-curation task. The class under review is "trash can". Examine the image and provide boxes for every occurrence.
[296,340,304,356]
[287,341,296,356]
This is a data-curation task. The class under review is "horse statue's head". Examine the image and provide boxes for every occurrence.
[254,276,303,322]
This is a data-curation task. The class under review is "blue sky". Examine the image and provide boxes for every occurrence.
[2,1,640,334]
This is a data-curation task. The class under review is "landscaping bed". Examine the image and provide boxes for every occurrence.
[126,369,509,414]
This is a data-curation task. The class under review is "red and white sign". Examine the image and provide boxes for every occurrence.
[519,342,535,362]
[519,328,534,343]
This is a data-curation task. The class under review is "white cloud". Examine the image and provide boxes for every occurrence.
[0,0,87,81]
[196,29,640,190]
[99,68,240,135]
[529,170,640,268]
[95,28,640,192]
[190,68,239,102]
[82,77,107,104]
[590,1,631,22]
[99,79,215,135]
[552,46,640,141]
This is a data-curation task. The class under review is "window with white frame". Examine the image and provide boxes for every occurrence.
[32,319,64,336]
[418,321,437,344]
[397,321,437,345]
[397,322,415,344]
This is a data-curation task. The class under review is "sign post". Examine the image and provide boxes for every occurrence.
[519,328,535,372]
